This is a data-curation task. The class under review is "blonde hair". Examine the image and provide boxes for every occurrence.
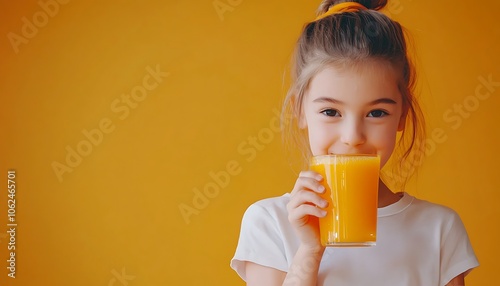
[282,0,426,189]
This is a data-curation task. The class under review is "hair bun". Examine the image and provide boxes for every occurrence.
[317,0,387,14]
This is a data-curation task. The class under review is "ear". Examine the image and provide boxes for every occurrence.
[398,107,408,131]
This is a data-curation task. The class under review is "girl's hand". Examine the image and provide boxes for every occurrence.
[286,170,328,250]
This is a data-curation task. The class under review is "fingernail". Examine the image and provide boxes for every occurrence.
[321,200,328,208]
[321,210,327,217]
[319,185,325,193]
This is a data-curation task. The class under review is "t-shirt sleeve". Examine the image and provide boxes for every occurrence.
[230,203,289,281]
[439,210,479,286]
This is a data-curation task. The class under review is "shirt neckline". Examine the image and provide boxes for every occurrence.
[378,192,414,217]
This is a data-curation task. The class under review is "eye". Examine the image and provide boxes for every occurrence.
[321,109,341,117]
[367,110,388,118]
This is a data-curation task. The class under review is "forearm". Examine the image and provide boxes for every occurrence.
[283,244,325,286]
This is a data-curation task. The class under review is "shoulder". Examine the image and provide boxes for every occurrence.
[232,193,297,277]
[406,196,479,282]
[238,193,297,246]
[242,193,291,221]
[408,195,460,218]
[252,193,291,209]
[406,195,468,235]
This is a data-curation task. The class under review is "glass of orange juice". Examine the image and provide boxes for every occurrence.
[310,154,380,247]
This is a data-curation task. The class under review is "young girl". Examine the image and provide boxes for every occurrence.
[231,0,479,285]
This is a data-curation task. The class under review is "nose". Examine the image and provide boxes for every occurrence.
[340,117,366,147]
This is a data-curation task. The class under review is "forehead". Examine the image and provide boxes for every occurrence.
[306,60,402,103]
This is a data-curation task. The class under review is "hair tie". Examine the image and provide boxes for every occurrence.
[315,2,367,21]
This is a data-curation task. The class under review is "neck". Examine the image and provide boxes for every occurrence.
[377,179,402,207]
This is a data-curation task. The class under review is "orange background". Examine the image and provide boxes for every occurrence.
[0,0,498,285]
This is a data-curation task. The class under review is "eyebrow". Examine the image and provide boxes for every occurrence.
[312,97,397,105]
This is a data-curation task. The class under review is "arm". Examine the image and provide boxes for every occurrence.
[245,262,286,286]
[282,244,324,285]
[245,245,324,286]
[245,171,327,286]
[439,210,478,286]
[445,273,465,286]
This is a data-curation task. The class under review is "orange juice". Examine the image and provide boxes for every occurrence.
[310,155,380,247]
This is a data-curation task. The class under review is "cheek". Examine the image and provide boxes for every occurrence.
[306,123,336,155]
[373,127,399,168]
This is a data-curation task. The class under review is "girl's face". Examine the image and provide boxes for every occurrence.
[301,60,406,168]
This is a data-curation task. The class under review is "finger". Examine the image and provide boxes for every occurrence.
[288,204,327,222]
[291,177,325,196]
[298,170,323,181]
[288,189,328,210]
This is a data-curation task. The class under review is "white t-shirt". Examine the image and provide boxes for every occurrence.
[231,193,479,286]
